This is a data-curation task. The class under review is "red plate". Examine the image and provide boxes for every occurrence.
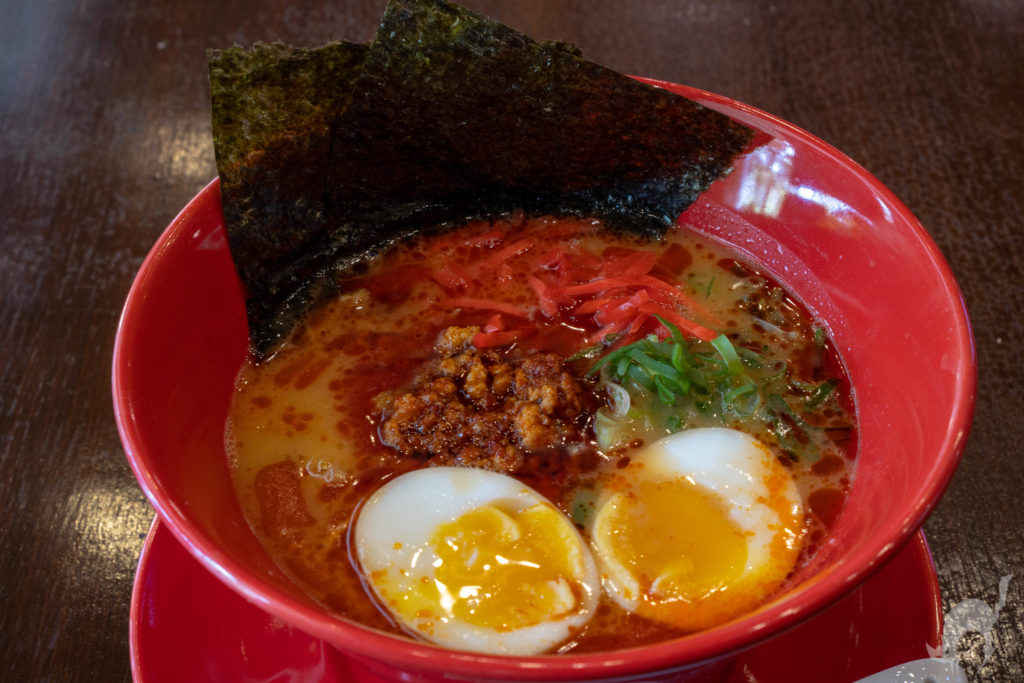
[130,519,941,683]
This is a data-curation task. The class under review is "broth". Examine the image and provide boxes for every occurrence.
[225,214,855,652]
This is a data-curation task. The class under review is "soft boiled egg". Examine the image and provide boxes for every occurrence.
[354,467,600,655]
[587,427,805,632]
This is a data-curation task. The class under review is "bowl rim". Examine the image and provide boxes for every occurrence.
[113,80,976,679]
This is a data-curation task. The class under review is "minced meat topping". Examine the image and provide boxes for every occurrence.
[376,326,589,473]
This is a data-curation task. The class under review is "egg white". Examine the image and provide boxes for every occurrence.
[354,467,600,655]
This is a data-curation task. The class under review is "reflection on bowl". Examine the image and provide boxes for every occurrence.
[113,82,974,682]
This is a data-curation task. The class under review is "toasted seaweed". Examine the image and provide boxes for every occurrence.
[208,40,369,326]
[209,41,369,182]
[210,0,755,360]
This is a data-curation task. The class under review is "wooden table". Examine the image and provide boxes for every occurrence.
[1,1,1020,680]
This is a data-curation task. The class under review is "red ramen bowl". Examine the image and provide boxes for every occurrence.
[113,81,975,682]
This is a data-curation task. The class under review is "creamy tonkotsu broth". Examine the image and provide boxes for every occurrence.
[225,214,855,654]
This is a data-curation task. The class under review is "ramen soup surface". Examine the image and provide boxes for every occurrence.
[225,214,855,654]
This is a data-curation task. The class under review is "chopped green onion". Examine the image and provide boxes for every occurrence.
[674,347,708,389]
[789,378,818,392]
[625,349,686,387]
[587,311,846,463]
[814,326,826,350]
[569,489,596,526]
[653,315,686,345]
[803,379,838,411]
[731,392,762,418]
[626,364,657,393]
[735,346,763,369]
[653,375,677,405]
[710,334,744,376]
[671,343,685,372]
[766,364,788,383]
[566,344,604,361]
[725,383,758,404]
[768,393,817,431]
[763,394,822,462]
[587,354,614,375]
[588,345,628,375]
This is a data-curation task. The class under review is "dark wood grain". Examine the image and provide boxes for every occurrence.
[1,1,1020,681]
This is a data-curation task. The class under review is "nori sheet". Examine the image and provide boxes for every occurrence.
[208,40,369,325]
[210,0,755,360]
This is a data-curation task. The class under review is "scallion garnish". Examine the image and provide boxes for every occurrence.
[724,383,758,404]
[653,315,687,345]
[814,326,826,350]
[710,334,744,376]
[802,378,838,411]
[586,322,843,462]
[653,375,677,405]
[565,344,604,361]
[626,364,657,393]
[588,330,750,411]
[735,346,763,369]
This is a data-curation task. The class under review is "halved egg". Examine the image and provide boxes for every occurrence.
[354,467,600,655]
[587,427,805,632]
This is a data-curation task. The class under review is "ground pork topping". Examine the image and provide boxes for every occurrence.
[376,326,589,472]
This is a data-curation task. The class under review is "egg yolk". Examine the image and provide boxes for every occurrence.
[396,503,586,631]
[595,478,749,602]
[591,472,803,632]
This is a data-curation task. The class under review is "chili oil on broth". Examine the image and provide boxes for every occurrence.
[224,213,856,653]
